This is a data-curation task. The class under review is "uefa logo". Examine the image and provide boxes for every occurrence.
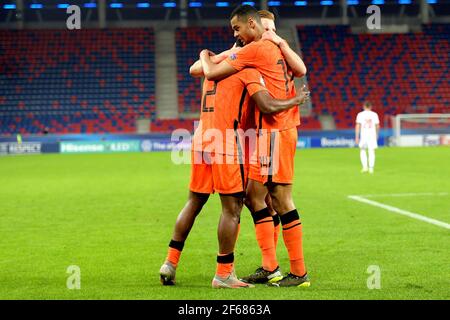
[141,140,153,152]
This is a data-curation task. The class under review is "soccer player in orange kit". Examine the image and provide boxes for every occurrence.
[200,5,310,287]
[190,10,308,284]
[160,62,310,288]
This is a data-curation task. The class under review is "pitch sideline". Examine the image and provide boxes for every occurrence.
[347,193,450,230]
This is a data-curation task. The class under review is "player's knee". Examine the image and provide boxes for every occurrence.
[270,194,294,215]
[188,193,209,211]
[219,193,243,219]
[270,196,283,213]
[222,206,241,220]
[245,191,264,212]
[244,196,253,211]
[232,200,244,215]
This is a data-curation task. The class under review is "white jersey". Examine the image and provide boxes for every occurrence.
[356,110,379,149]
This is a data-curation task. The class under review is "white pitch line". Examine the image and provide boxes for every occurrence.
[348,195,450,230]
[356,192,448,198]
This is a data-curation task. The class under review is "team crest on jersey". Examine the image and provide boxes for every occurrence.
[229,53,237,60]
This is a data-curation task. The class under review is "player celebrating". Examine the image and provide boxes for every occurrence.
[200,5,310,287]
[239,9,309,285]
[355,101,380,174]
[176,9,308,286]
[194,10,307,284]
[160,66,310,288]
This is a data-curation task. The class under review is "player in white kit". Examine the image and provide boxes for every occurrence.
[355,101,380,174]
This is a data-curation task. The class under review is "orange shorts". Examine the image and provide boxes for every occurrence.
[189,151,247,195]
[249,127,297,185]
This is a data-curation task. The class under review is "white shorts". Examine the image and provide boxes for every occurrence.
[359,138,378,150]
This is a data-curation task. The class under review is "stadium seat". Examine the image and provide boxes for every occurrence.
[297,24,450,128]
[0,28,156,134]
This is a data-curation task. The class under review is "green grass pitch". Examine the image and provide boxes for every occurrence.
[0,147,449,300]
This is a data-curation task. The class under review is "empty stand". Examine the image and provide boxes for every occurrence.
[1,24,448,134]
[0,28,156,134]
[297,24,450,129]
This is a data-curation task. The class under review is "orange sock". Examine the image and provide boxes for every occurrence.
[166,240,184,268]
[273,214,280,248]
[216,253,234,277]
[280,210,306,277]
[252,208,278,272]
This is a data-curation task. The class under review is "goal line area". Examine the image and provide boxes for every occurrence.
[391,113,450,147]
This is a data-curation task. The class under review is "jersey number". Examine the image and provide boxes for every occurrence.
[202,81,217,113]
[364,119,373,128]
[277,59,289,94]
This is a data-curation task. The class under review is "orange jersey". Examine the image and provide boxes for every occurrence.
[226,39,300,131]
[192,68,267,155]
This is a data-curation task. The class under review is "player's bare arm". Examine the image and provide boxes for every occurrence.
[355,123,361,145]
[189,50,229,78]
[262,30,307,77]
[199,49,238,81]
[190,46,242,78]
[251,84,310,114]
[189,52,223,78]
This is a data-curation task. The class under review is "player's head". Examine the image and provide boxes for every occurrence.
[363,101,372,110]
[258,10,276,33]
[230,5,264,45]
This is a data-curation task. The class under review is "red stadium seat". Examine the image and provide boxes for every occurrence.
[297,24,450,128]
[0,28,156,134]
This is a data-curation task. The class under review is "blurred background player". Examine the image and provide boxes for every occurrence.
[355,101,380,174]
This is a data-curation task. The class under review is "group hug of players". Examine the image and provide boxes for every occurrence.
[160,5,312,288]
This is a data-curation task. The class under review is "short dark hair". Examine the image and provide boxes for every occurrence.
[230,5,261,23]
[363,101,372,108]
